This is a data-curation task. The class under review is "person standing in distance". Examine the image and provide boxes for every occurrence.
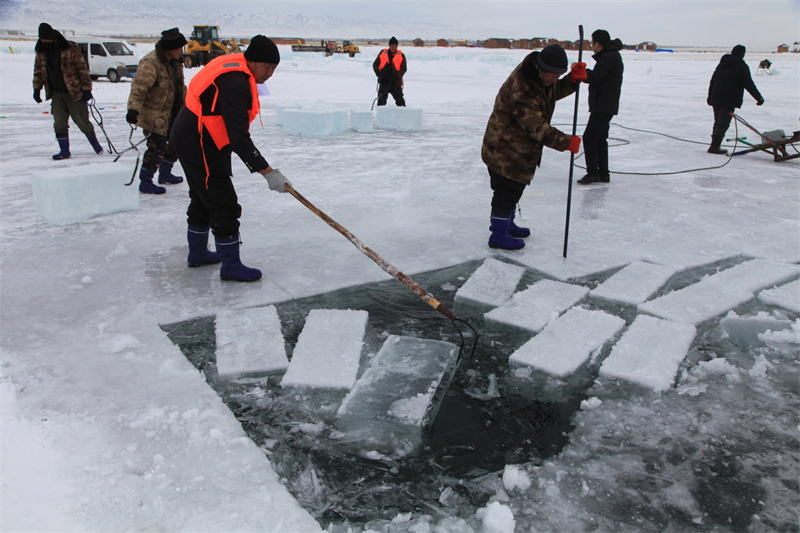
[126,28,188,195]
[707,44,764,155]
[481,44,587,250]
[577,29,624,185]
[170,35,291,282]
[32,22,104,160]
[372,36,407,106]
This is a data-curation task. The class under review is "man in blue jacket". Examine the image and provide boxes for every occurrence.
[707,45,764,155]
[578,29,624,185]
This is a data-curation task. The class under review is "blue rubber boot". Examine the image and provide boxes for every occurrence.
[138,167,166,195]
[52,135,71,160]
[508,211,530,238]
[157,159,184,184]
[86,133,104,154]
[187,226,222,267]
[488,213,525,250]
[215,236,262,282]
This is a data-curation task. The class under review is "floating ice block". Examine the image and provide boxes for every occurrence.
[375,107,423,131]
[597,315,696,394]
[215,306,289,379]
[485,279,589,333]
[281,309,368,389]
[509,307,625,378]
[336,335,459,455]
[639,259,800,324]
[454,258,526,313]
[757,278,800,313]
[281,108,348,137]
[350,110,373,133]
[590,261,676,305]
[32,162,139,225]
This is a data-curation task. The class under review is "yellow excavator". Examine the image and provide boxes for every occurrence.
[183,25,241,68]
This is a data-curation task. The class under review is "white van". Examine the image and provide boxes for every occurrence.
[75,38,139,83]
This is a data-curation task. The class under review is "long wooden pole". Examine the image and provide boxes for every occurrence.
[563,24,584,258]
[285,184,458,321]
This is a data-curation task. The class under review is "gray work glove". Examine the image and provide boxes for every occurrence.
[264,168,291,193]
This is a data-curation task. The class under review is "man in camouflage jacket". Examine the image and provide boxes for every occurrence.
[482,44,586,250]
[32,22,104,160]
[126,28,187,194]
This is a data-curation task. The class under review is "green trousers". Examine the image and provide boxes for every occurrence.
[50,91,95,137]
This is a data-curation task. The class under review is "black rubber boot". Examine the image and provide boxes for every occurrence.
[707,135,728,155]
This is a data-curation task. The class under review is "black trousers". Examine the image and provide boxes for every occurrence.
[377,80,405,106]
[489,168,526,215]
[583,112,612,176]
[142,130,177,173]
[178,147,242,238]
[711,105,734,139]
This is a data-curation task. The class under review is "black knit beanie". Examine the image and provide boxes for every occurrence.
[731,45,746,58]
[38,22,56,40]
[389,36,398,45]
[537,44,568,74]
[160,28,187,51]
[244,35,280,65]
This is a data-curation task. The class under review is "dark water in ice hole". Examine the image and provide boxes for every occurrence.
[160,255,774,525]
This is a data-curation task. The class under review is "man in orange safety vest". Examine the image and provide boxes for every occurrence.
[372,36,407,106]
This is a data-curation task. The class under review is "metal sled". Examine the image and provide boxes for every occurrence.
[730,114,800,162]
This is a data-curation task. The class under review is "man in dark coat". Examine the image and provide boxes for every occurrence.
[707,45,764,155]
[578,29,624,185]
[170,35,291,282]
[481,44,586,250]
[372,36,407,106]
[32,22,104,160]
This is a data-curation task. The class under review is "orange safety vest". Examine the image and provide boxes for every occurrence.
[377,49,404,72]
[185,53,260,187]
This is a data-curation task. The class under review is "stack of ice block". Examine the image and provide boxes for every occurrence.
[349,110,373,133]
[506,306,625,402]
[215,306,289,380]
[454,258,526,315]
[375,107,423,131]
[32,162,139,225]
[281,108,349,137]
[336,335,459,456]
[595,315,696,396]
[485,279,589,334]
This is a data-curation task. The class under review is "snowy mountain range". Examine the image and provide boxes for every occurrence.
[0,0,497,40]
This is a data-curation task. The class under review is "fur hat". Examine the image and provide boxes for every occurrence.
[160,28,187,51]
[38,22,56,40]
[389,36,398,46]
[244,35,280,65]
[537,44,568,74]
[731,44,746,58]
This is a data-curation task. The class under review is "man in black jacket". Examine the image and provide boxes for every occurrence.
[170,36,291,282]
[578,29,624,185]
[372,37,407,106]
[707,45,764,154]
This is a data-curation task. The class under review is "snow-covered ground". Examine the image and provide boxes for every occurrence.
[1,41,799,533]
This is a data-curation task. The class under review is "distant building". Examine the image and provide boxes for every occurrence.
[637,41,657,51]
[437,39,449,47]
[483,38,512,49]
[413,38,425,47]
[453,40,468,47]
[513,39,536,50]
[574,39,590,51]
[777,43,789,53]
[271,38,304,45]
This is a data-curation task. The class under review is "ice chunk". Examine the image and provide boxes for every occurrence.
[597,315,697,394]
[375,107,423,131]
[758,278,800,313]
[281,309,368,390]
[336,335,459,455]
[32,162,139,225]
[639,259,800,324]
[281,108,348,137]
[509,307,625,378]
[485,279,589,333]
[215,306,289,379]
[590,261,676,305]
[349,110,373,133]
[454,258,526,314]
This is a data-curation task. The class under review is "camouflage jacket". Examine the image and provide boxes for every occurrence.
[33,38,92,103]
[127,46,186,136]
[482,51,576,184]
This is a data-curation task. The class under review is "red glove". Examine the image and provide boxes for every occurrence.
[568,62,587,84]
[567,135,581,154]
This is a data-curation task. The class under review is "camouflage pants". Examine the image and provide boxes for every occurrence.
[50,91,95,137]
[141,130,177,173]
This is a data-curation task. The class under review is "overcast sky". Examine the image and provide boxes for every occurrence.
[122,0,800,48]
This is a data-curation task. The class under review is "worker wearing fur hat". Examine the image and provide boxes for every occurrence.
[373,36,407,106]
[170,35,291,282]
[126,28,188,194]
